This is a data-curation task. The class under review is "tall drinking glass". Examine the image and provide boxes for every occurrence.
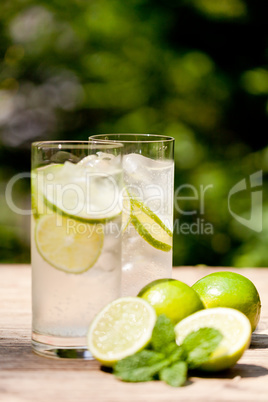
[31,141,123,358]
[90,134,174,296]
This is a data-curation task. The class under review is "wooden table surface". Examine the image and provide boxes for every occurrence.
[1,264,268,402]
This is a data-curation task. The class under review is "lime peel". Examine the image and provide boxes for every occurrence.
[31,164,63,219]
[131,198,172,236]
[130,197,172,252]
[43,197,122,224]
[192,271,261,332]
[138,278,204,325]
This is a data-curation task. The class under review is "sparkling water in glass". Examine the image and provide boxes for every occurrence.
[90,134,174,296]
[31,141,123,358]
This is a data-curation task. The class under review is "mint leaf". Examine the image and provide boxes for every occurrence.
[159,361,188,387]
[182,327,223,369]
[114,326,187,383]
[163,342,187,364]
[114,350,168,382]
[151,314,175,351]
[114,365,156,382]
[112,320,224,386]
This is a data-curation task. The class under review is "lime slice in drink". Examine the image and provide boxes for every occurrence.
[87,297,157,366]
[175,307,252,371]
[43,161,122,223]
[35,213,104,273]
[31,164,63,219]
[130,198,172,252]
[121,188,132,232]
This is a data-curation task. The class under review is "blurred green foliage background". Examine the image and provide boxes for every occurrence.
[0,0,267,266]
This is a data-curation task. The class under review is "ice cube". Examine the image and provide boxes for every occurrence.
[123,153,173,200]
[78,152,121,173]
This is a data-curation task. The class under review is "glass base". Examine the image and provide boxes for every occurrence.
[32,331,94,359]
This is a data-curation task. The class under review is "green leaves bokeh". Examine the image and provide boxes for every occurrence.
[0,0,267,266]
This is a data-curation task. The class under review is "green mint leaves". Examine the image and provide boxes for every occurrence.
[183,327,223,369]
[113,314,222,387]
[159,361,188,387]
[114,350,168,382]
[151,314,176,351]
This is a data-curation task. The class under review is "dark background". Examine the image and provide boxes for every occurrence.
[0,0,267,266]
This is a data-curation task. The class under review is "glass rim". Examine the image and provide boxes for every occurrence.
[31,140,124,150]
[90,133,175,143]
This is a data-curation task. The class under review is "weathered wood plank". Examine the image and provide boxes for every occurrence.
[1,265,268,401]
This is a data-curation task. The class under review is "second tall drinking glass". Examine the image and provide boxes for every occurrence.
[90,134,175,296]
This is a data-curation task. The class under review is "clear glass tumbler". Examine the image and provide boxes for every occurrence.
[90,134,174,296]
[31,141,123,358]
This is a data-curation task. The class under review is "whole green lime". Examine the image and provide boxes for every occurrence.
[138,278,204,324]
[192,271,261,332]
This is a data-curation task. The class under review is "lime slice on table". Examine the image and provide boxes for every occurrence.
[35,213,104,274]
[130,197,172,252]
[87,297,157,366]
[31,164,63,219]
[43,161,122,223]
[175,307,252,372]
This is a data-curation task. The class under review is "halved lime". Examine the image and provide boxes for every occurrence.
[35,213,104,274]
[87,297,157,366]
[175,307,252,371]
[43,161,122,223]
[31,164,63,219]
[130,198,172,252]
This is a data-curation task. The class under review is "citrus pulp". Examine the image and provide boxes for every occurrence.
[175,307,251,371]
[35,213,104,273]
[87,297,157,366]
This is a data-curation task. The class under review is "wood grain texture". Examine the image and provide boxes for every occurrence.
[1,265,268,401]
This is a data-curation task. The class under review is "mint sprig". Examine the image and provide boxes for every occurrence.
[151,314,175,351]
[114,350,167,382]
[159,361,188,387]
[183,327,223,369]
[112,314,222,387]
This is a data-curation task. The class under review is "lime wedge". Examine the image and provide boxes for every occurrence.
[35,213,104,274]
[42,161,122,223]
[130,198,172,252]
[31,164,63,219]
[175,307,252,371]
[87,297,157,366]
